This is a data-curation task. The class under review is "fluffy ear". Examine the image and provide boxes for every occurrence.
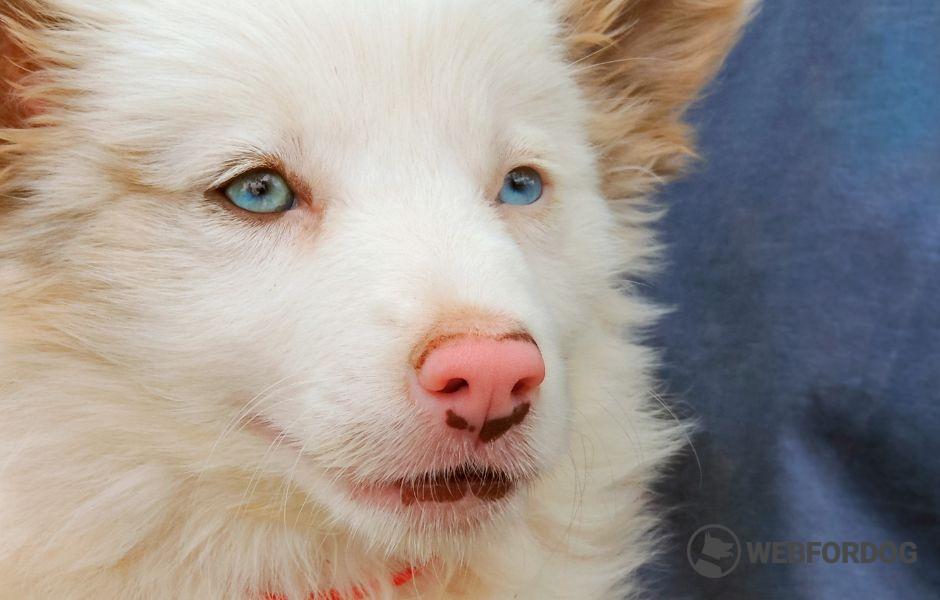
[1,1,59,209]
[1,1,51,129]
[563,0,756,197]
[1,9,32,128]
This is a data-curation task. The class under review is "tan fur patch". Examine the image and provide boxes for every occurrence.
[0,26,29,127]
[563,0,756,198]
[1,1,81,214]
[411,308,533,370]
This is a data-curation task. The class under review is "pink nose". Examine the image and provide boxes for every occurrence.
[411,334,545,443]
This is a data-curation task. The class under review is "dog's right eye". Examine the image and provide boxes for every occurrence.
[222,169,296,214]
[498,167,543,206]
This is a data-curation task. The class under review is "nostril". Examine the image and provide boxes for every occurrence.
[439,378,469,394]
[511,377,538,396]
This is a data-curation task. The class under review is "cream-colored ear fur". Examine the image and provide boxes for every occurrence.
[0,4,33,128]
[0,1,60,129]
[564,0,757,196]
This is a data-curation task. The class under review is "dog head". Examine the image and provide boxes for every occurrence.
[1,0,752,561]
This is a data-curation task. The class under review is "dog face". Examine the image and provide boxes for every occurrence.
[4,0,612,552]
[1,0,752,562]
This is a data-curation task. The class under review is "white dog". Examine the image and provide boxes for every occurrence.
[0,1,751,598]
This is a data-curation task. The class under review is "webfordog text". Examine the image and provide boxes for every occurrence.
[745,541,918,565]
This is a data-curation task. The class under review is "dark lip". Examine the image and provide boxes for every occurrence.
[397,466,517,506]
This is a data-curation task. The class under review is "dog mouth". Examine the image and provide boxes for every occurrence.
[397,466,516,506]
[339,465,522,512]
[245,416,524,508]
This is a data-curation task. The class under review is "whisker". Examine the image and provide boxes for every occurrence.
[572,55,671,76]
[648,387,702,488]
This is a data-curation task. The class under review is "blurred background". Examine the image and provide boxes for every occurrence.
[641,1,940,598]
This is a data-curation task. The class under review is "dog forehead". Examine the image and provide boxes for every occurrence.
[279,0,569,145]
[138,0,566,113]
[71,0,578,187]
[239,0,569,125]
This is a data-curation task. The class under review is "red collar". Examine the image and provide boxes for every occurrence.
[264,565,420,600]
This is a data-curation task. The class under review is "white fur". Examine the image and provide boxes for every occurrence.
[0,0,721,597]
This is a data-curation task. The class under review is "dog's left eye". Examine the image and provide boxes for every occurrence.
[498,167,543,206]
[223,169,295,214]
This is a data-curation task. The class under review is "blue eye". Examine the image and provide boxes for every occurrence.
[498,167,543,206]
[223,169,295,214]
